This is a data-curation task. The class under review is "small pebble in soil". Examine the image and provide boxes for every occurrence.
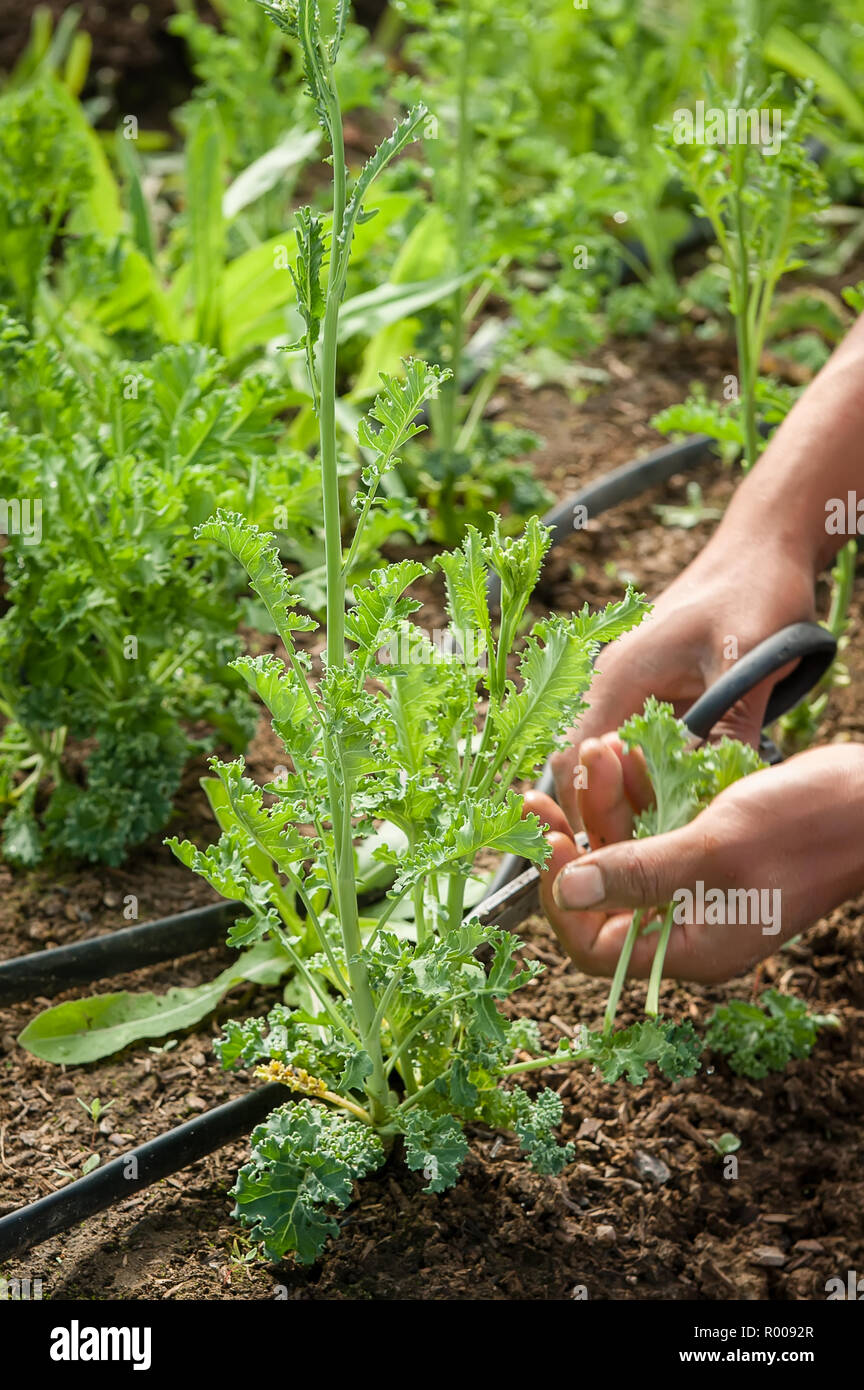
[752,1246,787,1268]
[185,1093,206,1112]
[595,1224,616,1246]
[633,1150,671,1186]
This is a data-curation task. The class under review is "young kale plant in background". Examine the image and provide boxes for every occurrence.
[653,34,853,749]
[0,321,327,865]
[654,63,826,470]
[167,0,648,1264]
[375,0,606,543]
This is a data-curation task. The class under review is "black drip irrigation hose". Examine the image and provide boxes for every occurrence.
[0,901,240,1007]
[0,1083,290,1264]
[486,434,715,609]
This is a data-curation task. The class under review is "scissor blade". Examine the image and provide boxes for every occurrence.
[471,830,590,931]
[472,863,542,931]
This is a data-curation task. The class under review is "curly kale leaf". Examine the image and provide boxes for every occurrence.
[435,526,494,670]
[701,736,765,794]
[509,1087,575,1175]
[386,792,550,892]
[344,559,426,672]
[492,589,648,780]
[230,653,318,759]
[399,1108,469,1193]
[356,360,448,488]
[196,510,317,646]
[381,624,467,773]
[232,1100,384,1264]
[619,697,764,839]
[482,513,552,618]
[42,721,190,867]
[584,1019,703,1085]
[618,697,711,836]
[705,990,838,1080]
[289,204,326,360]
[216,1004,359,1091]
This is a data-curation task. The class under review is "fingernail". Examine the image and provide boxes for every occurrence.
[554,863,605,909]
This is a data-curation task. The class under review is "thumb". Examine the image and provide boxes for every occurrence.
[553,822,708,913]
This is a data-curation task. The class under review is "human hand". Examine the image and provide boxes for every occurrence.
[550,534,817,825]
[525,742,864,985]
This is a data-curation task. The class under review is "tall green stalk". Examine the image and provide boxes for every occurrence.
[309,21,391,1122]
[437,0,473,543]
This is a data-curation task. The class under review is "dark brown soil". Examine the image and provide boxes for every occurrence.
[0,0,389,88]
[2,326,863,1301]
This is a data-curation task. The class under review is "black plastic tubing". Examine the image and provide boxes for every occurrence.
[0,902,240,1007]
[486,434,715,608]
[0,1082,289,1263]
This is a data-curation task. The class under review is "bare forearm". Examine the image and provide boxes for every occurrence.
[716,315,864,575]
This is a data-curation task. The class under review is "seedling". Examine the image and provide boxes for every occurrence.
[77,1095,116,1145]
[601,698,765,1030]
[709,1132,741,1158]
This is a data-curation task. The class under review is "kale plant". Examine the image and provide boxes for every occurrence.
[0,319,323,865]
[168,0,648,1264]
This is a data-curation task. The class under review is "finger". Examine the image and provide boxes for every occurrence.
[549,653,653,824]
[612,737,654,813]
[540,844,662,977]
[541,829,581,880]
[553,820,708,913]
[538,832,609,963]
[577,737,635,849]
[541,830,701,981]
[522,789,572,840]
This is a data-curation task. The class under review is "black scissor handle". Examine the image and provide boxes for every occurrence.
[681,621,837,740]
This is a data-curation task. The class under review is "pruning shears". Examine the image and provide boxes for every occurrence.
[474,620,837,932]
